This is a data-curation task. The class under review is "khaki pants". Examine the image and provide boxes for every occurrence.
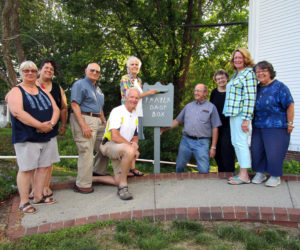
[100,141,124,175]
[70,113,108,188]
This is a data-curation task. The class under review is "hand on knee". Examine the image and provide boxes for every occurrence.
[121,145,136,160]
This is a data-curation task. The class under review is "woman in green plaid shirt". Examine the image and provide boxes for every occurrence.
[224,48,258,185]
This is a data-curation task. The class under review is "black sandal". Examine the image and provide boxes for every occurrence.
[130,169,144,177]
[32,196,56,206]
[19,202,37,214]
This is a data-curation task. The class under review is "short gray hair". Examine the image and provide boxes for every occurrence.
[19,61,38,78]
[86,62,100,71]
[126,56,142,73]
[126,87,140,98]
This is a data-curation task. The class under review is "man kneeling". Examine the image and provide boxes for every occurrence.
[94,87,140,200]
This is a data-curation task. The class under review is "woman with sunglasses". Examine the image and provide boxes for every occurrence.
[7,61,60,213]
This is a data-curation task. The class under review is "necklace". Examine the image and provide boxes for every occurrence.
[38,78,52,90]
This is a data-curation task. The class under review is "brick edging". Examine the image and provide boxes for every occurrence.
[7,173,300,240]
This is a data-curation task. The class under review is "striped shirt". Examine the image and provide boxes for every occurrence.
[223,67,257,120]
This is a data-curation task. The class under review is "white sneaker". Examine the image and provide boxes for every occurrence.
[252,172,266,184]
[265,176,281,187]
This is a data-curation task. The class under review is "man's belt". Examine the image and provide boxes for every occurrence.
[81,112,100,118]
[185,134,209,140]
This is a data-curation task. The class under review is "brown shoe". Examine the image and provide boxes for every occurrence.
[73,185,94,194]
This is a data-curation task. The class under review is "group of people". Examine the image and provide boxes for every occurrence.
[162,48,294,189]
[7,56,156,214]
[7,48,294,214]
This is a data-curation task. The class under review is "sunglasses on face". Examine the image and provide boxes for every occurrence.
[89,69,101,74]
[23,69,38,74]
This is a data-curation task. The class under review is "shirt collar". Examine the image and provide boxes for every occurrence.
[195,100,207,105]
[128,73,141,82]
[84,77,97,88]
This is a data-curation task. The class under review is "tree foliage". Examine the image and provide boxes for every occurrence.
[60,0,249,110]
[0,0,249,161]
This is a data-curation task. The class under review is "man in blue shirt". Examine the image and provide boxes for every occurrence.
[70,63,108,194]
[161,84,221,173]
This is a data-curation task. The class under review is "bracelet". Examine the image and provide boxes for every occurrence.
[287,122,294,128]
[61,124,66,128]
[211,146,216,150]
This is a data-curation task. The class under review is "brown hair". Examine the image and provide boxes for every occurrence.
[253,61,276,80]
[213,69,229,82]
[230,48,255,70]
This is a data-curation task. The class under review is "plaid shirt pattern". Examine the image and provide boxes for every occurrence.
[223,67,258,120]
[120,74,142,104]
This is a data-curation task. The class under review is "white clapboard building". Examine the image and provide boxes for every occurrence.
[248,0,300,153]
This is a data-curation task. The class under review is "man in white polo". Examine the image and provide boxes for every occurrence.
[93,87,140,200]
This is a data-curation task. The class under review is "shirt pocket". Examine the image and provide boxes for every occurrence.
[198,110,210,123]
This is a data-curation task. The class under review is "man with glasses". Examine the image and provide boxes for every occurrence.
[70,63,108,194]
[161,84,221,174]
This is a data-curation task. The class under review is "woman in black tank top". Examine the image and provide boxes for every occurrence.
[7,60,60,213]
[29,59,68,199]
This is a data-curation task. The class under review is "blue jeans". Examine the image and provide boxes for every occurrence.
[176,136,210,173]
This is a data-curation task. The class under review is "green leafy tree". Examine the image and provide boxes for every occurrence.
[60,0,249,112]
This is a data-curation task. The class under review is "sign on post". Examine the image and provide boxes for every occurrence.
[143,82,174,173]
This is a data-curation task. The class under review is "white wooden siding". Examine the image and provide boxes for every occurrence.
[249,0,300,151]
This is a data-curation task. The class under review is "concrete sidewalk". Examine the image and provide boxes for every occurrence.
[6,173,300,239]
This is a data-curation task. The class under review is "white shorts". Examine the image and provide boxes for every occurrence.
[14,137,60,172]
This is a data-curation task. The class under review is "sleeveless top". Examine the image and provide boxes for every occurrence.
[11,85,58,144]
[50,82,62,109]
[50,82,61,132]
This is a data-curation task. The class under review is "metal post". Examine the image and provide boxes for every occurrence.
[154,127,160,173]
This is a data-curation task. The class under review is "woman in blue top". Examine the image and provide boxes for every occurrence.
[7,61,60,214]
[251,61,294,187]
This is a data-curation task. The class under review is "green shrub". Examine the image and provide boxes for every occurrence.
[283,160,300,174]
[0,161,18,201]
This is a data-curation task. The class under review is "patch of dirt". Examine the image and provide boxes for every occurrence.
[0,198,13,243]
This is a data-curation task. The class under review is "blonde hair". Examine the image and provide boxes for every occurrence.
[19,61,38,78]
[230,48,254,70]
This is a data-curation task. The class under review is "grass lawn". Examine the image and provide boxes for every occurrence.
[1,220,300,249]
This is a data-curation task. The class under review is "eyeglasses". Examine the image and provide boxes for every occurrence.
[89,69,101,74]
[256,69,269,74]
[23,69,38,74]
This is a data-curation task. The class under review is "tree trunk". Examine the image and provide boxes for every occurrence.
[0,0,23,88]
